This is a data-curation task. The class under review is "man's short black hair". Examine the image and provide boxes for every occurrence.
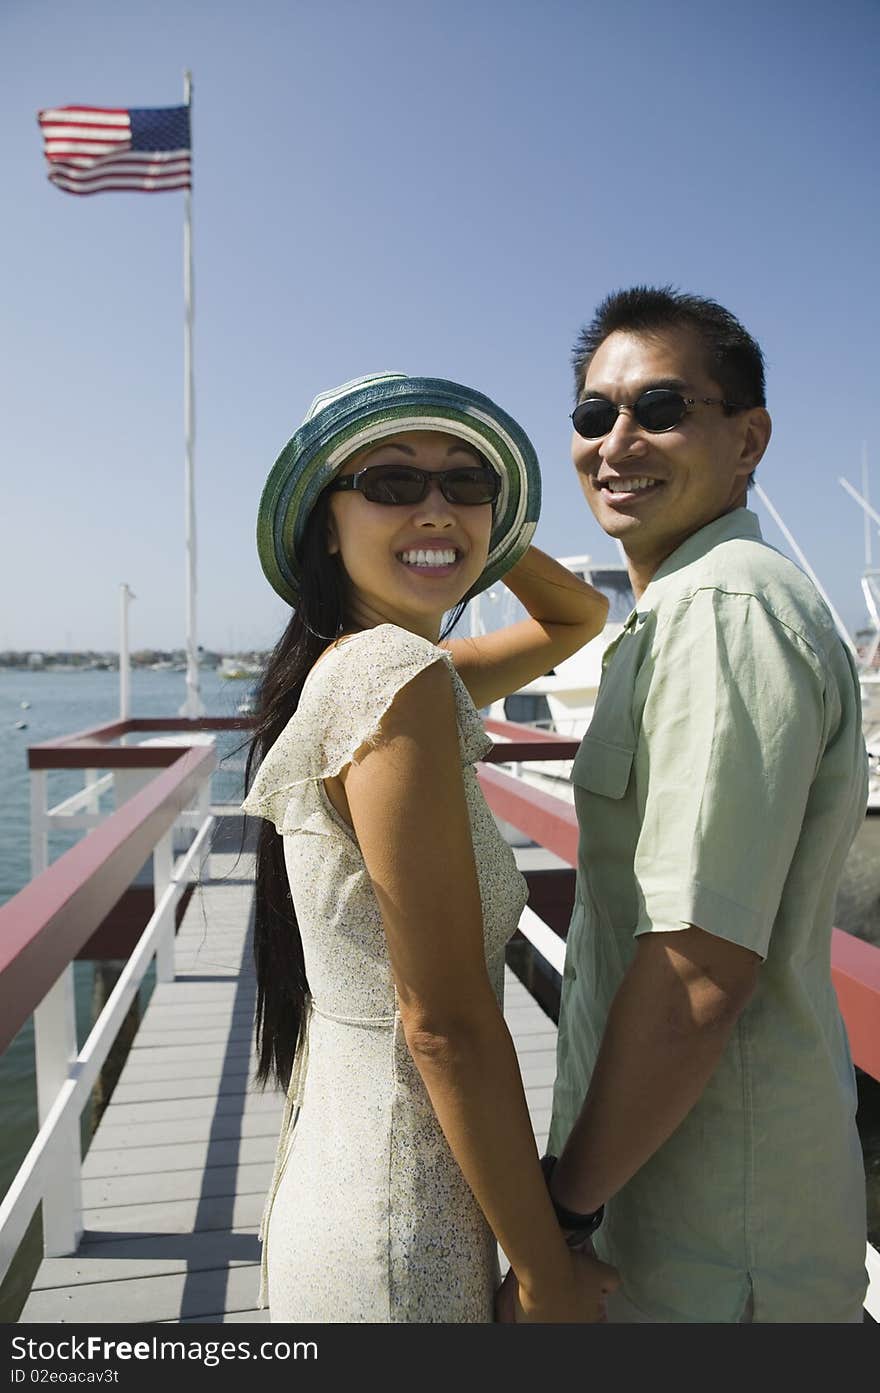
[572,286,766,411]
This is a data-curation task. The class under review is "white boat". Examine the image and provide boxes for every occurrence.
[855,576,880,813]
[218,657,262,680]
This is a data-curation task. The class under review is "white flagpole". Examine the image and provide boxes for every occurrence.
[863,442,871,569]
[119,582,135,720]
[180,68,204,717]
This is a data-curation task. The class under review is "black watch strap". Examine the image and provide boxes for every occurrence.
[540,1154,604,1242]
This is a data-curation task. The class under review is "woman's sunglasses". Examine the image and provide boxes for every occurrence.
[329,462,500,506]
[571,389,745,440]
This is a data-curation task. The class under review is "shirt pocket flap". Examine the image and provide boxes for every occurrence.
[571,735,634,800]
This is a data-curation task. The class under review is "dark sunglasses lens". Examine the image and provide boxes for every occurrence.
[636,390,686,432]
[572,400,618,438]
[362,467,425,504]
[443,467,499,504]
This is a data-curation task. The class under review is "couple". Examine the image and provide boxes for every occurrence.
[243,287,869,1324]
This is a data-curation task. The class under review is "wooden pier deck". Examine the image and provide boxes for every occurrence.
[19,838,559,1324]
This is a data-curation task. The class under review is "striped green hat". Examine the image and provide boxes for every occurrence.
[257,372,541,606]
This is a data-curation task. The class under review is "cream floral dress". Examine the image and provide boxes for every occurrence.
[242,623,528,1322]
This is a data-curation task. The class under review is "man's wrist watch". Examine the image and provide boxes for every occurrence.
[540,1154,604,1246]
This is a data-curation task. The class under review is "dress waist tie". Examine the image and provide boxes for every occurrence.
[257,999,396,1309]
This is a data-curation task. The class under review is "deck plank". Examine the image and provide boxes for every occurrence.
[20,1266,262,1324]
[30,1231,260,1291]
[90,1092,281,1125]
[81,1161,272,1211]
[83,1192,266,1240]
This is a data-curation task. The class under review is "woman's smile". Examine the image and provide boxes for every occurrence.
[397,543,462,574]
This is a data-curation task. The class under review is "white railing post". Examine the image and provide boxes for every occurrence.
[33,974,82,1256]
[30,770,48,879]
[196,775,212,882]
[30,767,83,1255]
[154,830,175,983]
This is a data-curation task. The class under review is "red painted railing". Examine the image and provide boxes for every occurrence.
[27,716,252,769]
[1,717,251,1057]
[0,742,215,1056]
[478,739,880,1084]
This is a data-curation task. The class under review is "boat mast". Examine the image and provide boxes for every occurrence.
[754,482,858,659]
[839,465,880,670]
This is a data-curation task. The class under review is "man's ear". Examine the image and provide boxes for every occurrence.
[740,407,772,476]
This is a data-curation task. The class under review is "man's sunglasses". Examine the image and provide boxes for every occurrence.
[329,462,500,506]
[571,389,746,440]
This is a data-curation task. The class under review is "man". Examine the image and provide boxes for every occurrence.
[544,287,868,1322]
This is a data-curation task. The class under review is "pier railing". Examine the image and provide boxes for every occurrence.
[0,718,250,1287]
[1,715,878,1317]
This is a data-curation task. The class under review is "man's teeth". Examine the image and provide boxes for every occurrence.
[400,548,458,568]
[604,477,657,493]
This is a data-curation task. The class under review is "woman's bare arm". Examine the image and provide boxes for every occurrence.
[338,659,615,1321]
[442,547,608,709]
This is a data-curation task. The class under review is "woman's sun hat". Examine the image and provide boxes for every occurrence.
[256,371,541,605]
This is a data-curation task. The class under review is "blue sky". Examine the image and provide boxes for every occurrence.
[2,0,878,652]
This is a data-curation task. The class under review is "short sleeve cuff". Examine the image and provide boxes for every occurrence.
[634,880,771,959]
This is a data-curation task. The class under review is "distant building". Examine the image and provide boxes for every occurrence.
[27,653,44,669]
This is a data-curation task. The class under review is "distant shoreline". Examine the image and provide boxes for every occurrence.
[0,653,267,672]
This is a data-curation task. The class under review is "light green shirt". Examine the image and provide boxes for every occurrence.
[549,508,869,1322]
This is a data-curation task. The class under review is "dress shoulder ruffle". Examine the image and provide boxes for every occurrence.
[241,623,492,833]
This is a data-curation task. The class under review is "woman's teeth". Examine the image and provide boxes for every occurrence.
[399,549,458,568]
[604,477,657,493]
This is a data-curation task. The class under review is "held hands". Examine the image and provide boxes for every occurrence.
[494,1247,619,1324]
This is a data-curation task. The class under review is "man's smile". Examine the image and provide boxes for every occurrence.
[597,475,664,501]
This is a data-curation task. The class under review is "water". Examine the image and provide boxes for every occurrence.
[0,666,253,1319]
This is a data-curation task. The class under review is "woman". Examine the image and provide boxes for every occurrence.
[243,372,616,1322]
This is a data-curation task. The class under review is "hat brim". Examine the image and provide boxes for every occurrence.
[257,377,541,607]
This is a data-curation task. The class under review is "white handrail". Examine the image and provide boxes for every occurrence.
[517,905,566,975]
[47,773,114,820]
[0,806,214,1283]
[866,1243,880,1322]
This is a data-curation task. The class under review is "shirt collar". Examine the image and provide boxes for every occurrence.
[622,507,763,631]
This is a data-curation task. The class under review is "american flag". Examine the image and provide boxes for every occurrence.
[37,105,191,195]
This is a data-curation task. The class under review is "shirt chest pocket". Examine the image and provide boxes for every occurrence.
[571,734,635,800]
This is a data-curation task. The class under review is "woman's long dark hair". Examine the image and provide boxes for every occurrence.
[247,491,345,1090]
[247,489,469,1091]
